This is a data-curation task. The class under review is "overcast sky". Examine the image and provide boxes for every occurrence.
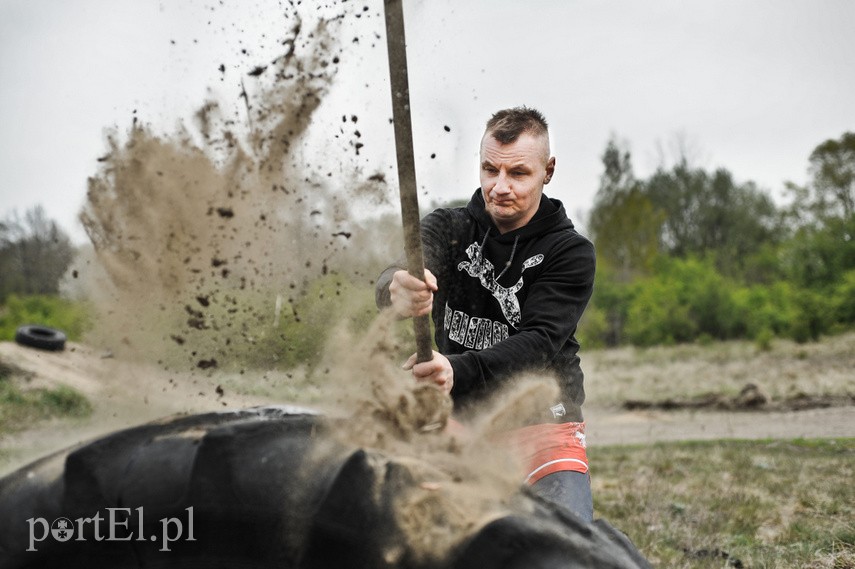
[2,0,854,244]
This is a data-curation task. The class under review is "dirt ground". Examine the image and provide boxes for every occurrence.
[1,338,853,476]
[581,331,855,445]
[0,340,273,475]
[585,405,854,446]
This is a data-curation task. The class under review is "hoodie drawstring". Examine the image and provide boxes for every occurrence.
[495,235,519,283]
[479,228,518,284]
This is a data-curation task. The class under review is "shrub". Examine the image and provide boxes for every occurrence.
[788,287,834,343]
[832,269,855,326]
[266,274,378,369]
[626,278,695,346]
[732,282,797,340]
[576,303,609,349]
[0,295,92,342]
[625,257,739,346]
[584,268,636,347]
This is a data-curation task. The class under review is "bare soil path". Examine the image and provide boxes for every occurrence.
[0,341,270,475]
[585,405,854,446]
[582,331,855,445]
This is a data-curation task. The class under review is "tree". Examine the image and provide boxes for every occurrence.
[597,136,636,204]
[643,159,780,278]
[784,132,855,226]
[779,215,855,290]
[808,132,855,220]
[780,132,855,289]
[588,137,662,278]
[591,136,781,280]
[699,171,780,278]
[644,161,707,257]
[0,206,75,302]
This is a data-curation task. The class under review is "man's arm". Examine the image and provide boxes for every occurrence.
[375,208,453,314]
[375,209,457,391]
[376,264,451,394]
[376,269,437,318]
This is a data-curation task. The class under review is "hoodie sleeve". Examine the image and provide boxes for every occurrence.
[446,234,596,396]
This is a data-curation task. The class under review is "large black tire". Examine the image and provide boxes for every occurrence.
[0,406,651,568]
[14,325,67,351]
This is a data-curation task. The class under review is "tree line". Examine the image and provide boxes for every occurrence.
[3,133,853,352]
[582,131,855,347]
[0,206,75,303]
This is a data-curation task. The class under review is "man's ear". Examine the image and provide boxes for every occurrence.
[544,156,556,184]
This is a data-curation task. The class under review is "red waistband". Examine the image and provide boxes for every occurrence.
[501,422,589,484]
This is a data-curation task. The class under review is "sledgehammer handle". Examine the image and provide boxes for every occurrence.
[383,0,433,364]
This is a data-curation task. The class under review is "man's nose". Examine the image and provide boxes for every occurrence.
[491,172,511,195]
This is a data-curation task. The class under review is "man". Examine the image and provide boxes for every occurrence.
[375,107,596,521]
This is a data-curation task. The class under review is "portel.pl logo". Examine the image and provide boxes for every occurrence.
[27,507,195,553]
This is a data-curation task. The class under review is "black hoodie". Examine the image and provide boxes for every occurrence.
[377,189,595,421]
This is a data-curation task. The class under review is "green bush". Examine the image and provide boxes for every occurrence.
[576,303,609,349]
[0,295,92,342]
[625,257,740,346]
[732,282,798,340]
[788,287,835,343]
[832,269,855,326]
[780,216,855,290]
[583,268,636,347]
[584,253,855,348]
[626,277,695,346]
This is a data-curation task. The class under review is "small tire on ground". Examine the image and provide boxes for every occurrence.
[14,325,67,351]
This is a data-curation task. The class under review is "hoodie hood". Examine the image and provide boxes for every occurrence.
[465,188,575,243]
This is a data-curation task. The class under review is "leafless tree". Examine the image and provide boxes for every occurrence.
[0,206,75,301]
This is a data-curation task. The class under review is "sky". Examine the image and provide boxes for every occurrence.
[1,0,854,244]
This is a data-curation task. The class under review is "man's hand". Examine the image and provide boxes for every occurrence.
[389,269,438,318]
[403,350,454,395]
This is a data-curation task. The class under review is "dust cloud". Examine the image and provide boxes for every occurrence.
[314,312,563,562]
[75,7,393,372]
[64,2,564,562]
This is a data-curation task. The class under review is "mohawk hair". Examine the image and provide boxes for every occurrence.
[484,106,549,145]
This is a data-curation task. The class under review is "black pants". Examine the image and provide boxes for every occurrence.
[530,470,593,522]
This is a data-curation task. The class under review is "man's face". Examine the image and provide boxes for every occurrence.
[480,132,555,234]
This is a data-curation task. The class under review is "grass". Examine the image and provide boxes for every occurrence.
[590,439,855,568]
[0,376,92,434]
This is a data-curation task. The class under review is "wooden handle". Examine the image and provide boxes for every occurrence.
[383,0,433,364]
